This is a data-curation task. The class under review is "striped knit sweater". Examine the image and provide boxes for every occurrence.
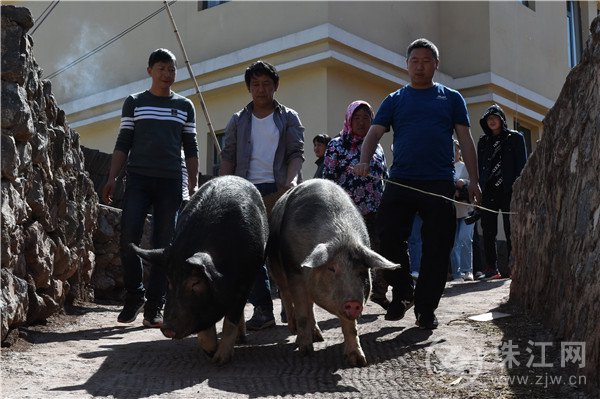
[115,90,198,179]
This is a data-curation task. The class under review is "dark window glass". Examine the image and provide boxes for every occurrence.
[198,1,227,11]
[514,120,532,156]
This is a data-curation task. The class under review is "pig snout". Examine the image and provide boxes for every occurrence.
[343,300,363,319]
[161,327,177,339]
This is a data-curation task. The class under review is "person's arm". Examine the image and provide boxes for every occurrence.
[354,124,386,176]
[219,159,235,176]
[285,157,303,188]
[455,124,481,205]
[219,114,239,176]
[102,150,127,205]
[283,109,305,188]
[185,157,199,194]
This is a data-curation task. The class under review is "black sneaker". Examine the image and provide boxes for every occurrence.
[384,299,413,321]
[415,312,439,330]
[477,268,500,280]
[246,307,275,331]
[142,307,163,328]
[117,297,146,323]
[370,294,391,311]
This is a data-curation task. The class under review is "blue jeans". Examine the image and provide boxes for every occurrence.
[248,182,277,311]
[408,214,422,274]
[450,218,474,278]
[120,173,182,309]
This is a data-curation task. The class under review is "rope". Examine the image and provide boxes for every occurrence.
[373,175,517,216]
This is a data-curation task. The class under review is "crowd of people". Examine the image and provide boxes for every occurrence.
[103,37,527,333]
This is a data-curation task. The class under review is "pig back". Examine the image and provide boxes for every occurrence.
[171,176,268,270]
[270,179,369,266]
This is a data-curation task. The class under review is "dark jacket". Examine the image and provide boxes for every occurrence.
[314,157,325,178]
[477,104,527,193]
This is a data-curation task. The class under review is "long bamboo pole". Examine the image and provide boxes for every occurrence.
[163,1,221,156]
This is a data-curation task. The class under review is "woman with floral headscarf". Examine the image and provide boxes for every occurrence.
[323,100,389,309]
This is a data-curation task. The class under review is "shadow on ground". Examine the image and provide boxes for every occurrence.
[46,315,435,398]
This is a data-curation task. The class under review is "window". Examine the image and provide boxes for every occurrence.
[567,1,583,67]
[514,120,532,155]
[198,1,227,11]
[520,1,536,12]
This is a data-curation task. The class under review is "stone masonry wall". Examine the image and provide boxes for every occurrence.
[509,15,600,390]
[1,6,98,342]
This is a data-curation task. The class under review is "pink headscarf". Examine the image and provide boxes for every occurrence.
[341,100,374,148]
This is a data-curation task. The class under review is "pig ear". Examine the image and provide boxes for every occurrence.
[186,252,222,283]
[361,246,401,270]
[301,243,331,269]
[129,243,166,270]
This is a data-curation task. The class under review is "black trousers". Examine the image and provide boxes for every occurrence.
[481,187,513,274]
[376,179,456,316]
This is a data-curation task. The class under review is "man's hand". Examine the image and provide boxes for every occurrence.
[468,182,482,205]
[352,162,370,177]
[102,178,116,205]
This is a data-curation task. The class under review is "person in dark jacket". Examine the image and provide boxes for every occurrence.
[477,104,527,279]
[312,133,331,178]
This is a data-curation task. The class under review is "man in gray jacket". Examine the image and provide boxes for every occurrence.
[220,60,305,330]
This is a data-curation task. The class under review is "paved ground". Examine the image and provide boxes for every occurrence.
[1,279,592,399]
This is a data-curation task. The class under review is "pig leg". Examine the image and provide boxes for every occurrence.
[211,317,238,365]
[340,318,367,367]
[307,304,324,343]
[290,290,324,354]
[197,325,218,358]
[235,317,247,344]
[268,256,296,333]
[278,284,296,334]
[289,282,315,355]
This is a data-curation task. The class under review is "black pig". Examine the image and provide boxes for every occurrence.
[132,175,268,365]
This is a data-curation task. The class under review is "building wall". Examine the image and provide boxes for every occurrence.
[18,0,595,178]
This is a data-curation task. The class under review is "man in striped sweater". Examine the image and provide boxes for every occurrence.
[102,48,199,328]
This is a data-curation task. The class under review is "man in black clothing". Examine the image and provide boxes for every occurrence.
[477,104,527,279]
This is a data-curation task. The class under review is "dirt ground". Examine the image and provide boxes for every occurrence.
[0,279,593,399]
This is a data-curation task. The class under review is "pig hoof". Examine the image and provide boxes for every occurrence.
[211,349,234,365]
[346,351,367,367]
[298,344,314,356]
[211,354,232,366]
[288,321,297,334]
[236,333,248,344]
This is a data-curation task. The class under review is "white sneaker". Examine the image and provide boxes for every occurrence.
[451,277,464,284]
[463,272,474,281]
[411,271,419,280]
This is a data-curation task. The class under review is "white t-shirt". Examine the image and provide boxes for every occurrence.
[247,112,278,184]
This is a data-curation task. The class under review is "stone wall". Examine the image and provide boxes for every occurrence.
[510,16,600,390]
[1,6,98,341]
